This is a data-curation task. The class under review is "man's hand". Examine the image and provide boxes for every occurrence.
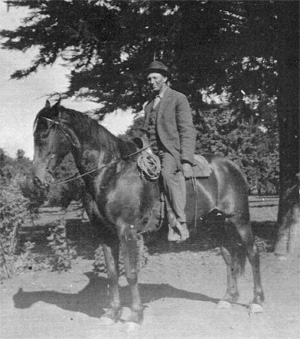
[182,162,193,179]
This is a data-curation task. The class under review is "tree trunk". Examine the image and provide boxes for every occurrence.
[274,1,299,257]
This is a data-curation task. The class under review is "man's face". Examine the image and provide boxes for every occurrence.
[147,72,167,93]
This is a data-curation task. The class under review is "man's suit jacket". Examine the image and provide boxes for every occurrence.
[143,86,196,169]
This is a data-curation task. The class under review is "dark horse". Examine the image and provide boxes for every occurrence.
[33,100,264,324]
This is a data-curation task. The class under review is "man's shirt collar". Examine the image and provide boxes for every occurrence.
[158,85,168,99]
[152,85,168,101]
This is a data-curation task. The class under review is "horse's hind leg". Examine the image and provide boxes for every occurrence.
[219,247,240,307]
[101,240,122,323]
[218,222,243,308]
[240,225,265,310]
[225,216,265,312]
[119,222,143,324]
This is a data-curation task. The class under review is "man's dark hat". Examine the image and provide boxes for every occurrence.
[146,61,170,78]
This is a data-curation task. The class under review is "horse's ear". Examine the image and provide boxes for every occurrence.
[53,98,61,108]
[51,98,62,118]
[45,100,51,108]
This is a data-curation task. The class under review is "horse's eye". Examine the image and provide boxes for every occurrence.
[40,129,50,139]
[37,119,53,139]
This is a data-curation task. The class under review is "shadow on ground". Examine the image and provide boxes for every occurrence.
[13,271,224,318]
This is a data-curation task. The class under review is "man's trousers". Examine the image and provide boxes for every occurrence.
[159,151,186,224]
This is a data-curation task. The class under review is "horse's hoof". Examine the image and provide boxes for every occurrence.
[248,303,263,315]
[217,300,232,309]
[122,309,144,325]
[100,308,122,324]
[126,322,141,331]
[276,254,287,261]
[99,316,116,326]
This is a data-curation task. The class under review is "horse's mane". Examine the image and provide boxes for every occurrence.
[34,103,137,158]
[66,107,137,157]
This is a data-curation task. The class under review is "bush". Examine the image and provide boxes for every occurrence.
[19,178,47,213]
[46,222,77,272]
[0,178,30,279]
[14,241,50,273]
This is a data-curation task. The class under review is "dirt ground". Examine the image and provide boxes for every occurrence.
[0,197,299,339]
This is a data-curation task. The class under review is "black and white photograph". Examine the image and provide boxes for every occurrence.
[0,1,299,338]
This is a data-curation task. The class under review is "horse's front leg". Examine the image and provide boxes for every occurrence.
[101,241,122,323]
[119,223,143,324]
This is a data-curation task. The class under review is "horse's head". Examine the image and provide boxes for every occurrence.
[33,100,80,187]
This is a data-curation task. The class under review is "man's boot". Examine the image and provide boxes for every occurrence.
[176,222,189,242]
[168,221,189,243]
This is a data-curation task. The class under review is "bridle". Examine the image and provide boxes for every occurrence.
[41,117,79,148]
[36,116,152,187]
[36,116,79,179]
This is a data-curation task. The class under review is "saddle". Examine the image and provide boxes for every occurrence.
[192,154,212,178]
[139,153,212,235]
[132,134,211,236]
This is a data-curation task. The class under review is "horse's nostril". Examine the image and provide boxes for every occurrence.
[33,176,48,189]
[33,176,41,187]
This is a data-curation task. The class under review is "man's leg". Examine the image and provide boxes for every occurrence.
[160,152,189,241]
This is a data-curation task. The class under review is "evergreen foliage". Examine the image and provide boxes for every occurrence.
[195,104,279,194]
[1,1,280,114]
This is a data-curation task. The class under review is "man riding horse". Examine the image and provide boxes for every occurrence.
[142,61,197,242]
[33,96,264,324]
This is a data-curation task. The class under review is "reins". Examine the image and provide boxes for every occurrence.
[49,145,152,187]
